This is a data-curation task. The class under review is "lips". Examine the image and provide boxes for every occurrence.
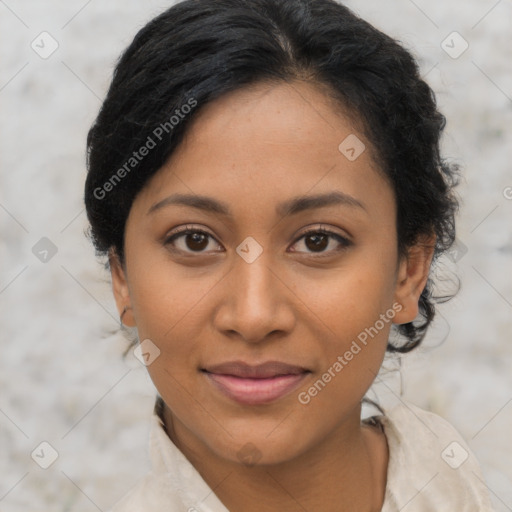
[202,361,310,405]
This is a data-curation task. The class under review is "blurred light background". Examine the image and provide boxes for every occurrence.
[1,0,511,510]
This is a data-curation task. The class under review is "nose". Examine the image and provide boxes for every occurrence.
[213,249,296,344]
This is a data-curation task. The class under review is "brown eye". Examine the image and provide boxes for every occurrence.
[164,227,222,254]
[305,233,329,252]
[164,225,351,257]
[291,228,352,255]
[183,232,209,251]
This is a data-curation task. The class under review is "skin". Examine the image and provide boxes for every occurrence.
[110,80,435,511]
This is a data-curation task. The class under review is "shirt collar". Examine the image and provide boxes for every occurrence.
[149,397,395,511]
[149,397,230,511]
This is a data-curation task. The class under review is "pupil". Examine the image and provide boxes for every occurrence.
[184,233,329,252]
[306,234,327,251]
[187,233,208,251]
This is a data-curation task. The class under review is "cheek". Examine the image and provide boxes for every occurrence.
[294,250,396,389]
[301,252,398,338]
[296,270,394,415]
[125,244,220,342]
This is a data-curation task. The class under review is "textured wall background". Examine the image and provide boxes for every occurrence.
[1,0,511,510]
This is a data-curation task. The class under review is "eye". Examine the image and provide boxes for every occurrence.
[290,226,352,256]
[164,224,352,256]
[164,225,222,254]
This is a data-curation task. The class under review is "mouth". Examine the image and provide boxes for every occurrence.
[201,361,311,405]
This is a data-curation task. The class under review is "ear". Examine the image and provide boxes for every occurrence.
[392,234,436,325]
[109,249,136,327]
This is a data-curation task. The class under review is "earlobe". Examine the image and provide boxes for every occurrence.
[109,249,136,327]
[392,235,436,325]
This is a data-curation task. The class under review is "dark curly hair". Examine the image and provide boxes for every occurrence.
[84,0,460,353]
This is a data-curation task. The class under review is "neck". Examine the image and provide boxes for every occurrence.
[162,403,388,512]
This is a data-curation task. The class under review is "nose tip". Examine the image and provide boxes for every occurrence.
[213,254,295,344]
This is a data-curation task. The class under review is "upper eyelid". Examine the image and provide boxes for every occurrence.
[164,224,350,250]
[165,224,348,239]
[165,225,216,241]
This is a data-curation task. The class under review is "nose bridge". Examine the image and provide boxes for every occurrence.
[233,245,278,315]
[216,243,294,342]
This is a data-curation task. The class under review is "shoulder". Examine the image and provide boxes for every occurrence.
[109,471,176,512]
[376,401,495,512]
[109,470,207,512]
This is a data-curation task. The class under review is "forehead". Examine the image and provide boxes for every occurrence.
[179,79,365,160]
[131,80,393,222]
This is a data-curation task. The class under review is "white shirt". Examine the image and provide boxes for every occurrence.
[110,400,495,511]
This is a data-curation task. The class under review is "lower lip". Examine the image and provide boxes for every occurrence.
[204,372,309,405]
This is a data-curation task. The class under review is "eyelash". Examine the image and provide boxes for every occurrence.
[163,224,352,257]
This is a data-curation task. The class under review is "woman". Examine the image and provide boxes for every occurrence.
[84,0,495,509]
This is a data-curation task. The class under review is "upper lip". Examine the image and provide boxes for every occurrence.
[202,361,309,379]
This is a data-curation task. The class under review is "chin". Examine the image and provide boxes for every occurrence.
[204,425,313,467]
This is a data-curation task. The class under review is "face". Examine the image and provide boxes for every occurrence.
[111,80,433,466]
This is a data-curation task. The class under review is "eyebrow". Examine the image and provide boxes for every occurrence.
[147,191,366,217]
